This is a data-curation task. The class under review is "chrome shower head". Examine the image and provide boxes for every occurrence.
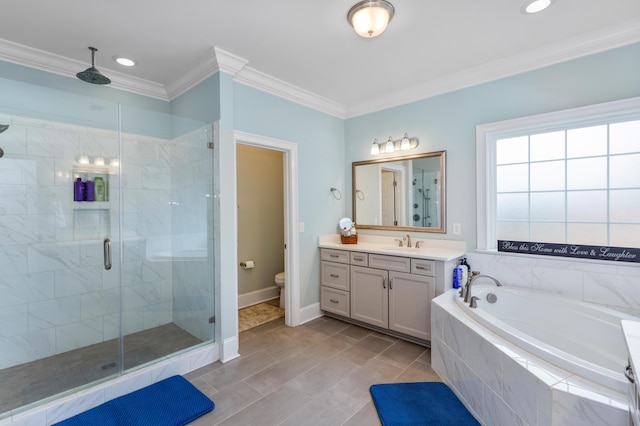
[76,47,111,85]
[0,124,8,134]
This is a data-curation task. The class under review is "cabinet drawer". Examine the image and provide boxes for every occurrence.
[369,254,410,273]
[321,261,350,291]
[411,259,435,276]
[350,252,368,266]
[321,286,350,317]
[321,248,349,264]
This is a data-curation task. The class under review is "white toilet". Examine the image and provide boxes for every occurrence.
[275,272,285,309]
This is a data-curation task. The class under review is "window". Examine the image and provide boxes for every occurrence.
[476,97,640,251]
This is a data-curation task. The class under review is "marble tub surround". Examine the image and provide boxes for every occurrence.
[432,291,628,426]
[466,251,640,317]
[318,234,466,262]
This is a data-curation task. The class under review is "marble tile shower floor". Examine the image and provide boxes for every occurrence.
[186,316,441,425]
[0,323,202,415]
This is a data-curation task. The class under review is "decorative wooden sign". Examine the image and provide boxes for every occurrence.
[497,240,639,263]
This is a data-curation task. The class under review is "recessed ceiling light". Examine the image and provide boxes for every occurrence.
[113,56,136,67]
[521,0,554,14]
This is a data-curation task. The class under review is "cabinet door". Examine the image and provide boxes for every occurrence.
[388,271,435,341]
[350,266,388,329]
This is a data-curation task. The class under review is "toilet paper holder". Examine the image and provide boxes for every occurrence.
[240,260,255,269]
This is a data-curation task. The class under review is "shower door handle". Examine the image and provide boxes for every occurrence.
[103,237,112,270]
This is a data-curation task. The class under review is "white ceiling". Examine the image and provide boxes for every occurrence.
[0,0,639,117]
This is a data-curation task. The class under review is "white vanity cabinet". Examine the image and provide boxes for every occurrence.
[320,247,449,345]
[351,254,435,341]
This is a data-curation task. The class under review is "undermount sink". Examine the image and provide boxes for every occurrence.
[381,246,423,253]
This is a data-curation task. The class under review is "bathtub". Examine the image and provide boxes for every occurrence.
[432,287,632,425]
[456,284,634,393]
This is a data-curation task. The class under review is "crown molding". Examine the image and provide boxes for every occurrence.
[0,38,168,100]
[1,18,638,120]
[233,66,346,118]
[165,47,249,100]
[345,19,640,118]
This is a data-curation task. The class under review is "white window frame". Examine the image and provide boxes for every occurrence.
[476,96,640,251]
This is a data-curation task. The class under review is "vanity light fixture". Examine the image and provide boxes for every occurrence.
[347,0,395,38]
[521,0,554,14]
[370,133,419,155]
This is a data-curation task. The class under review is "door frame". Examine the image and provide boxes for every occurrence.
[233,131,300,326]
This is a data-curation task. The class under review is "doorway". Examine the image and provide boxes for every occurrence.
[233,131,300,327]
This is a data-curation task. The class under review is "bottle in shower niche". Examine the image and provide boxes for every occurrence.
[85,179,95,201]
[94,177,106,201]
[73,177,85,201]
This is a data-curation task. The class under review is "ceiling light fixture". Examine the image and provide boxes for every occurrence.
[521,0,554,14]
[113,56,136,67]
[347,0,395,38]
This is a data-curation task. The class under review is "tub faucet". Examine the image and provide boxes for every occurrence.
[463,273,503,306]
[403,234,412,248]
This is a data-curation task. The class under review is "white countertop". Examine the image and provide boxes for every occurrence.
[318,234,466,262]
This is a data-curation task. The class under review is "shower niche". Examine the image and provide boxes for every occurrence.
[73,163,113,204]
[72,163,115,241]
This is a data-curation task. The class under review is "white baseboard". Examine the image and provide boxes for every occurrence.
[238,286,280,309]
[298,302,323,325]
[220,336,239,363]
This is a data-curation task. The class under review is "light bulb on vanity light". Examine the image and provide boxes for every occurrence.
[385,136,395,153]
[400,133,410,150]
[370,138,380,155]
[93,157,105,166]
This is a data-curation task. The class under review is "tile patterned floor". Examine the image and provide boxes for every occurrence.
[0,323,202,415]
[185,316,442,425]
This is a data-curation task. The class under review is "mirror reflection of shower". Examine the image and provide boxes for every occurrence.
[412,168,439,228]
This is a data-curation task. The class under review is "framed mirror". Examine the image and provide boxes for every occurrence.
[353,151,446,233]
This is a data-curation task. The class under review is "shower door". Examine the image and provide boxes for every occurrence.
[119,106,216,372]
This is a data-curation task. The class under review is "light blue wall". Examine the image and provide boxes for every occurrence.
[345,42,640,249]
[233,83,346,307]
[170,73,220,137]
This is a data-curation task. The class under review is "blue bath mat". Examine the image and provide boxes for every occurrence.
[54,375,214,426]
[370,382,479,426]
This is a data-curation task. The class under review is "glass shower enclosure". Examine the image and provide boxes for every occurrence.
[0,79,216,418]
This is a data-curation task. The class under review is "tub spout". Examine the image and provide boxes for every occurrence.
[463,273,503,305]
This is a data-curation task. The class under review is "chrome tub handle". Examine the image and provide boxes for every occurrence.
[625,364,635,384]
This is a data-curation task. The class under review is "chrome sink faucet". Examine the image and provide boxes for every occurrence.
[463,273,503,306]
[403,234,412,248]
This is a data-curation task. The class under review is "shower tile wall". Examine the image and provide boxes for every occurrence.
[0,114,177,370]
